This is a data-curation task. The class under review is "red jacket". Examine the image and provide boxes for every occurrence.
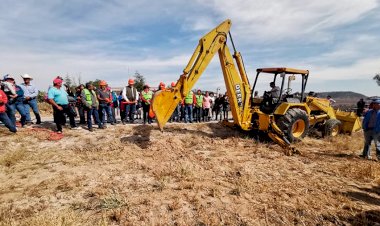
[0,90,8,113]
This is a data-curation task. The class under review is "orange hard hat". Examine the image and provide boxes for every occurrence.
[99,80,107,86]
[171,82,176,87]
[128,79,134,85]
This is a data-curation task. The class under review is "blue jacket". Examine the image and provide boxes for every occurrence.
[362,109,380,133]
[13,85,25,104]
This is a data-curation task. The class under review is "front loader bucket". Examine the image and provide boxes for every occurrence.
[151,89,182,131]
[335,110,362,134]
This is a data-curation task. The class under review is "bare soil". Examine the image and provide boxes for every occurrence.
[0,122,379,225]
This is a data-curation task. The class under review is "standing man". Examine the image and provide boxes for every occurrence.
[222,93,229,120]
[20,74,41,124]
[122,79,138,124]
[141,85,153,124]
[4,75,28,128]
[184,90,196,123]
[0,89,17,133]
[327,95,336,105]
[47,78,78,133]
[214,94,223,121]
[194,89,203,123]
[82,82,104,131]
[97,80,114,126]
[357,98,366,117]
[361,100,380,160]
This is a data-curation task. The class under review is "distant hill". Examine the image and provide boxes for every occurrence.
[312,91,368,109]
[316,91,367,100]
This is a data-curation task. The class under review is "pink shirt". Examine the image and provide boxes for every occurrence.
[203,96,211,109]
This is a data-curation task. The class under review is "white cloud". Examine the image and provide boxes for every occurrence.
[309,35,378,65]
[0,47,191,90]
[310,57,380,81]
[196,0,378,41]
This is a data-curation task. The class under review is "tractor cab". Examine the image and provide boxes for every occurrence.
[251,67,309,113]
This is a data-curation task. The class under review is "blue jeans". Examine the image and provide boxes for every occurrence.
[194,106,202,122]
[362,130,380,157]
[87,107,102,129]
[125,104,136,122]
[6,102,27,127]
[170,104,180,122]
[24,98,40,122]
[99,104,113,123]
[185,104,193,123]
[0,112,17,132]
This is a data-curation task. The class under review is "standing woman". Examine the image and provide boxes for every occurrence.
[141,85,153,124]
[202,91,211,122]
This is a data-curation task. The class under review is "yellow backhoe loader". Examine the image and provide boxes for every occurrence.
[152,19,361,149]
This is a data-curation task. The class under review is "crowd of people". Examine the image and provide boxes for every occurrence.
[1,74,379,161]
[0,74,41,133]
[0,75,230,134]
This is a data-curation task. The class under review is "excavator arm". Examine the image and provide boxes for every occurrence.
[152,19,252,131]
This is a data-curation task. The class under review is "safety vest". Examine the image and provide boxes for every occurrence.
[142,90,153,105]
[185,91,194,104]
[195,94,203,107]
[83,89,92,105]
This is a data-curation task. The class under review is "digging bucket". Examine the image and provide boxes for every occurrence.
[335,110,362,134]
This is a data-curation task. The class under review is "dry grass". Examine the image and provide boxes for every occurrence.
[0,122,379,225]
[0,149,26,167]
[37,102,53,115]
[0,207,84,226]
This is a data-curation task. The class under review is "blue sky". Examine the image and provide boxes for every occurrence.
[1,0,379,96]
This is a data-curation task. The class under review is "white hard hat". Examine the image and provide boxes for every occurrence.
[21,74,33,80]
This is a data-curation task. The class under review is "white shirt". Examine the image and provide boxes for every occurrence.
[122,86,139,102]
[270,86,280,98]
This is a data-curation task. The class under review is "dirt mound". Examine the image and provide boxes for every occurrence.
[0,123,379,225]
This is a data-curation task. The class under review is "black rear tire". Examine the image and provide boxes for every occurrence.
[276,108,309,143]
[322,119,341,137]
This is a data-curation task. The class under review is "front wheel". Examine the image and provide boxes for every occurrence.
[322,119,341,137]
[276,108,309,143]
